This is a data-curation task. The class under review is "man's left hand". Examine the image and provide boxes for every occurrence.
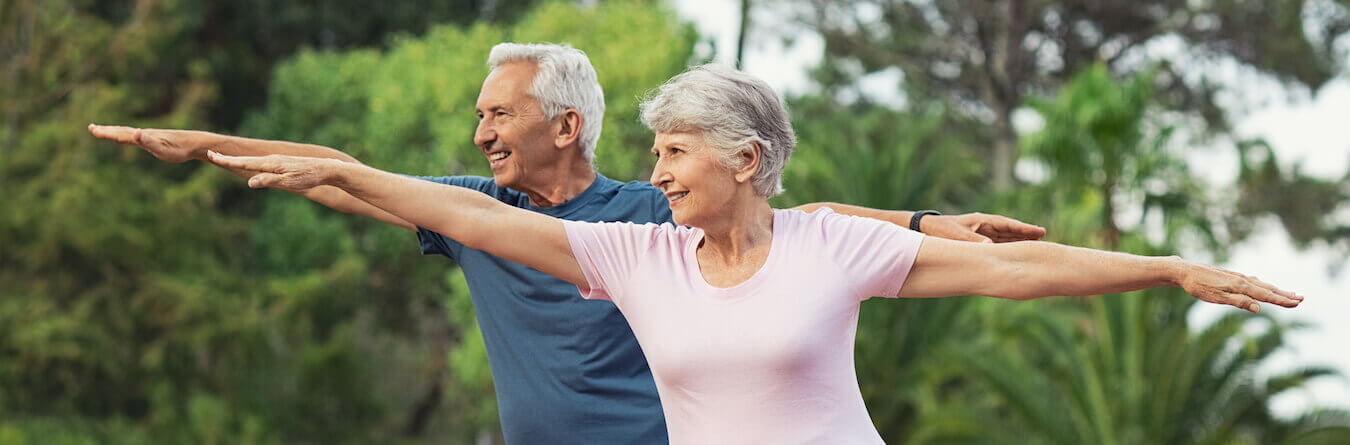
[924,213,1045,243]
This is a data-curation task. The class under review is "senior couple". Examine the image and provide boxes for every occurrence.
[92,43,1301,444]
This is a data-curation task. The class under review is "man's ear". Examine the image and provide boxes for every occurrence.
[734,141,763,184]
[554,109,583,150]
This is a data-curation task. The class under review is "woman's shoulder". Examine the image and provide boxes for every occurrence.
[774,206,846,229]
[570,219,697,245]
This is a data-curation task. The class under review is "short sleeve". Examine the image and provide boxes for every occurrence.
[817,209,926,300]
[410,175,491,257]
[562,220,663,304]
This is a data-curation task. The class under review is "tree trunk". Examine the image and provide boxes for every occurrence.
[736,0,751,69]
[992,106,1016,190]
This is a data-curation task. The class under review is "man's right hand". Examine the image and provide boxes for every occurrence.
[88,124,203,163]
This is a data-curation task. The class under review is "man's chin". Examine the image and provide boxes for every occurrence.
[491,172,519,190]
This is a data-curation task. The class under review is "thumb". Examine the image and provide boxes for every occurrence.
[946,227,992,243]
[247,173,284,188]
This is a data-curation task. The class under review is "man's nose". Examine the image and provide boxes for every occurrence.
[474,121,495,149]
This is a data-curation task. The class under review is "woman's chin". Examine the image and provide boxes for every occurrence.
[670,210,698,228]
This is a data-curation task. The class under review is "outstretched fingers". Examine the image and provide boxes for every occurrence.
[1246,274,1303,303]
[1220,291,1262,314]
[1235,277,1302,308]
[975,215,1046,242]
[207,151,282,173]
[88,124,143,145]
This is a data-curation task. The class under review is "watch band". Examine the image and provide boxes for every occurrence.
[909,210,942,232]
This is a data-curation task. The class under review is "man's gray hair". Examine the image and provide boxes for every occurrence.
[487,42,605,162]
[639,64,795,198]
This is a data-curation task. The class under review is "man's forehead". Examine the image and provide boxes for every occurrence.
[477,62,538,107]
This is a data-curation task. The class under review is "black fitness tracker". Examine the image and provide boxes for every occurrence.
[910,210,941,232]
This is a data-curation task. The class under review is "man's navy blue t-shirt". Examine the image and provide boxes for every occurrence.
[415,174,671,444]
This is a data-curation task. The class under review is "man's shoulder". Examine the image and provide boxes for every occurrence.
[614,181,663,200]
[573,178,669,223]
[415,174,494,190]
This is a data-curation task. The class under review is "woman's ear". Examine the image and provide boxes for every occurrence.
[554,109,583,150]
[734,141,763,184]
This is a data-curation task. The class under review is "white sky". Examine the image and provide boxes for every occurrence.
[675,0,1350,417]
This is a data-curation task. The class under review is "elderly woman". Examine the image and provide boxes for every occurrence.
[208,64,1300,444]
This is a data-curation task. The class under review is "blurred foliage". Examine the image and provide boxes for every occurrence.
[2,0,1347,444]
[1,0,690,443]
[777,63,1349,442]
[789,0,1350,243]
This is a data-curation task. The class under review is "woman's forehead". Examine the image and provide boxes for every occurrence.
[652,131,705,148]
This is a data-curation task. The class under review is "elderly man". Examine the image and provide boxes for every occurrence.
[90,43,1044,443]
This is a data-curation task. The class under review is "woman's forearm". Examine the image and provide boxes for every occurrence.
[986,241,1183,300]
[903,231,1298,312]
[329,162,585,285]
[330,162,500,247]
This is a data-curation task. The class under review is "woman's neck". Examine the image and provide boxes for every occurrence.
[698,198,774,261]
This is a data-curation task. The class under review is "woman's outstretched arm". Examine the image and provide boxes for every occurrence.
[897,237,1303,313]
[207,152,588,287]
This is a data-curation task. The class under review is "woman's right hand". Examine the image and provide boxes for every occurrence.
[1175,260,1303,313]
[206,151,346,192]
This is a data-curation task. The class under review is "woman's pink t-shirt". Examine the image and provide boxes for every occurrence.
[563,208,925,444]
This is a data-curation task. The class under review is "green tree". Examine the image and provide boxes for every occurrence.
[901,66,1350,445]
[239,0,697,441]
[795,0,1350,191]
[1,0,695,442]
[914,296,1350,445]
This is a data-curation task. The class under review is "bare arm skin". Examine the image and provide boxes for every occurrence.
[207,152,588,287]
[793,202,1045,243]
[897,237,1303,313]
[88,124,417,231]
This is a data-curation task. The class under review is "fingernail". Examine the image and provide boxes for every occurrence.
[1249,303,1260,313]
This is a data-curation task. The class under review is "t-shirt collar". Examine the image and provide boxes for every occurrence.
[523,172,612,217]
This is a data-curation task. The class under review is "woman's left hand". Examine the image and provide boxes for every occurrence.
[207,151,344,192]
[1177,261,1303,313]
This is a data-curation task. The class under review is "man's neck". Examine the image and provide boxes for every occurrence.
[516,159,598,207]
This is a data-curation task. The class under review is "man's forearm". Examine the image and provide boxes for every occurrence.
[196,133,416,230]
[181,131,360,164]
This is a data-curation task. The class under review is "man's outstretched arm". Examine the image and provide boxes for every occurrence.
[792,202,1045,243]
[88,124,417,231]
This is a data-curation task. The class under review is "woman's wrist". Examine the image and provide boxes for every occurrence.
[1156,255,1189,287]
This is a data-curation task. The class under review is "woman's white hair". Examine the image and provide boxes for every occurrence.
[487,42,605,162]
[639,64,795,198]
